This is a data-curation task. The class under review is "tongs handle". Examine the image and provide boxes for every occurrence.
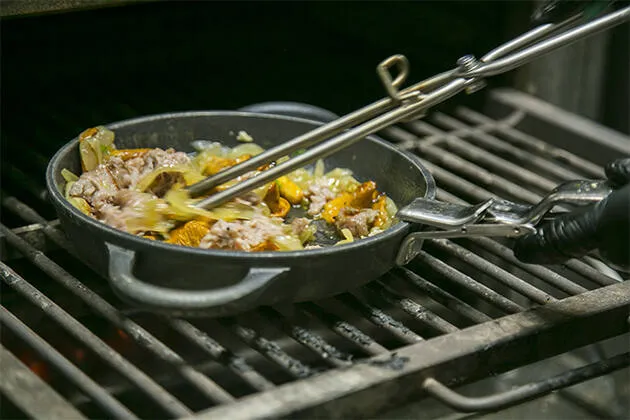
[396,179,614,237]
[395,179,615,266]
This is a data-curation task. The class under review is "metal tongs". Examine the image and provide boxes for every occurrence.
[187,5,629,234]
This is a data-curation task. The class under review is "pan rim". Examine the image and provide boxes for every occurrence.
[46,110,436,259]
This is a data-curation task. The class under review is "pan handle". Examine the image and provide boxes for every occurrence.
[105,243,289,311]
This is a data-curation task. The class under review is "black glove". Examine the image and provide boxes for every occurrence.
[513,158,630,270]
[531,0,620,24]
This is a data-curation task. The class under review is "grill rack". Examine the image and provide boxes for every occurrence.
[1,88,629,419]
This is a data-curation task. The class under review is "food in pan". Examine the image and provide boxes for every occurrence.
[61,126,398,251]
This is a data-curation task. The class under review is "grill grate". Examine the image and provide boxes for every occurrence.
[1,89,628,419]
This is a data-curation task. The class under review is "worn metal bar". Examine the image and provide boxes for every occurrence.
[473,240,589,295]
[365,282,460,334]
[422,351,630,413]
[0,344,88,420]
[0,224,235,405]
[408,119,558,192]
[429,112,584,181]
[297,303,388,356]
[455,107,604,177]
[485,88,630,166]
[0,309,136,420]
[414,251,524,314]
[0,222,57,260]
[466,237,589,296]
[0,261,191,417]
[188,281,630,420]
[421,159,505,204]
[427,239,557,305]
[257,307,353,368]
[336,293,424,344]
[391,268,492,324]
[219,318,315,379]
[166,318,276,392]
[2,197,73,249]
[381,126,541,204]
[563,259,619,287]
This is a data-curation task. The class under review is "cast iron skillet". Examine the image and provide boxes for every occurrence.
[46,110,436,317]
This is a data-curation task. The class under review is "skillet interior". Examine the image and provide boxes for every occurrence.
[50,111,430,254]
[46,112,435,314]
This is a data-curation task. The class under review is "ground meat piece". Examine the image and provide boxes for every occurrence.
[290,217,310,236]
[94,190,165,233]
[199,214,286,251]
[335,208,379,238]
[306,179,336,215]
[68,160,121,207]
[142,148,190,170]
[69,148,191,207]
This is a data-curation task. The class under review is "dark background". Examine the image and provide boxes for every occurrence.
[0,1,527,141]
[1,0,627,217]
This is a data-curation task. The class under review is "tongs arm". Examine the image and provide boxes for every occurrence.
[188,5,630,210]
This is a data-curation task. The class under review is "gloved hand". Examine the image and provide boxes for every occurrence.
[531,0,620,24]
[513,158,630,270]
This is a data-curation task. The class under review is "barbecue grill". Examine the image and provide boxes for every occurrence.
[1,2,629,419]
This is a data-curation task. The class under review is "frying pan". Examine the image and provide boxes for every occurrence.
[46,109,436,317]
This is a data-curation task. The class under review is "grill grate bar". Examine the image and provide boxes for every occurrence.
[297,303,388,356]
[0,304,137,420]
[415,251,524,313]
[466,237,589,296]
[336,293,424,344]
[258,307,354,368]
[455,107,604,177]
[391,268,492,324]
[165,318,276,392]
[419,159,504,203]
[383,126,541,204]
[0,223,236,406]
[563,260,620,287]
[0,344,88,420]
[430,112,585,181]
[365,281,460,334]
[409,120,557,193]
[427,239,557,305]
[219,318,315,379]
[0,260,191,417]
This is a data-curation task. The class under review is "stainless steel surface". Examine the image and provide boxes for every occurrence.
[187,6,629,209]
[421,352,629,413]
[395,178,612,245]
[1,89,629,419]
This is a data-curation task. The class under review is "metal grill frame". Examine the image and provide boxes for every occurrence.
[1,88,629,419]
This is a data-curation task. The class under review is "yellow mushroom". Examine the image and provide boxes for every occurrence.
[110,148,153,161]
[276,176,303,204]
[372,195,389,228]
[321,181,378,223]
[264,183,291,218]
[201,154,251,176]
[165,220,211,247]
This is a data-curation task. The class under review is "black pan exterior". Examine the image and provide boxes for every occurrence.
[46,112,435,316]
